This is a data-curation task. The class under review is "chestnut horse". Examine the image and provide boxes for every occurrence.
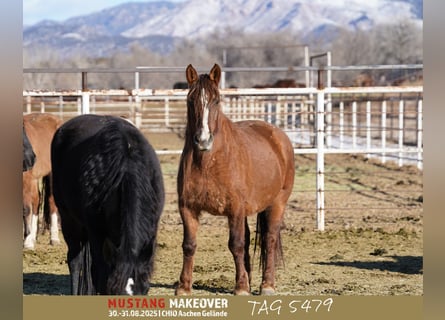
[23,113,62,250]
[51,115,165,295]
[176,64,295,295]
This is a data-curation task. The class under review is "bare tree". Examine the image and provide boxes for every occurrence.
[23,20,422,90]
[374,20,422,65]
[330,20,422,85]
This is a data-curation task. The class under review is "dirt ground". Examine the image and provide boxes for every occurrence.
[23,132,423,296]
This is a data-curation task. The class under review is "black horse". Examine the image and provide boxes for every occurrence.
[51,114,165,295]
[23,124,35,171]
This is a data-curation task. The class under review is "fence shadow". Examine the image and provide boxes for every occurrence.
[314,255,423,275]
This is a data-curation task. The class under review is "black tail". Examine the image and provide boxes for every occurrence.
[42,175,51,230]
[78,241,94,294]
[254,211,284,273]
[244,217,251,284]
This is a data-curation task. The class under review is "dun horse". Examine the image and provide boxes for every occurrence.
[51,115,165,295]
[23,113,62,250]
[176,64,295,295]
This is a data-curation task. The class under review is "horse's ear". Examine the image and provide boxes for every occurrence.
[209,63,221,85]
[186,64,199,85]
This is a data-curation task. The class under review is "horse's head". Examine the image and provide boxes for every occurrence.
[186,63,222,151]
[104,238,153,295]
[108,272,150,296]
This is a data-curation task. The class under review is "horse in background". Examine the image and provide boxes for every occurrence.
[176,64,295,295]
[23,125,35,171]
[23,113,62,250]
[173,81,189,89]
[354,72,375,87]
[253,78,306,88]
[51,114,165,295]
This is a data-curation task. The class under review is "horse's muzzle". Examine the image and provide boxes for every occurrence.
[194,132,214,151]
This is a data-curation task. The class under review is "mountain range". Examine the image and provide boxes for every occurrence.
[23,0,423,59]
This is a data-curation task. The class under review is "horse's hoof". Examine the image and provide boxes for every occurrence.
[50,239,61,245]
[260,286,276,295]
[234,290,250,296]
[23,240,35,251]
[175,287,192,296]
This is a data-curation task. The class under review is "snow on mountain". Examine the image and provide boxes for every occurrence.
[23,0,422,58]
[121,0,421,39]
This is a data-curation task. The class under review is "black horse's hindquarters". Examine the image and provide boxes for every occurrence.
[51,114,165,295]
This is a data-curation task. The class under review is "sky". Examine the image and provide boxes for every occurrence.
[23,0,185,26]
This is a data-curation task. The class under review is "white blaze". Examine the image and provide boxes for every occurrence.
[200,88,211,141]
[125,278,134,295]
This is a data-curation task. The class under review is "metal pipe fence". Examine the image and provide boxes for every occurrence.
[22,65,422,231]
[23,85,422,231]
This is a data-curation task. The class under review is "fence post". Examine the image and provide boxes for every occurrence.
[134,72,142,128]
[165,97,170,127]
[417,100,423,170]
[26,96,31,113]
[326,92,332,148]
[398,100,404,167]
[221,71,226,89]
[316,90,325,231]
[81,92,90,114]
[81,71,90,114]
[366,101,371,158]
[326,52,332,147]
[381,100,387,164]
[339,101,344,148]
[352,101,357,148]
[58,95,63,117]
[304,46,310,88]
[267,101,272,124]
[276,97,281,127]
[134,71,140,92]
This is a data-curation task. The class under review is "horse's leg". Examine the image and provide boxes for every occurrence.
[175,206,199,295]
[228,215,250,295]
[48,195,61,245]
[43,174,61,245]
[23,207,30,240]
[68,242,85,295]
[23,178,39,250]
[86,208,109,294]
[22,204,35,249]
[88,235,107,294]
[23,191,32,245]
[60,213,84,295]
[260,202,285,295]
